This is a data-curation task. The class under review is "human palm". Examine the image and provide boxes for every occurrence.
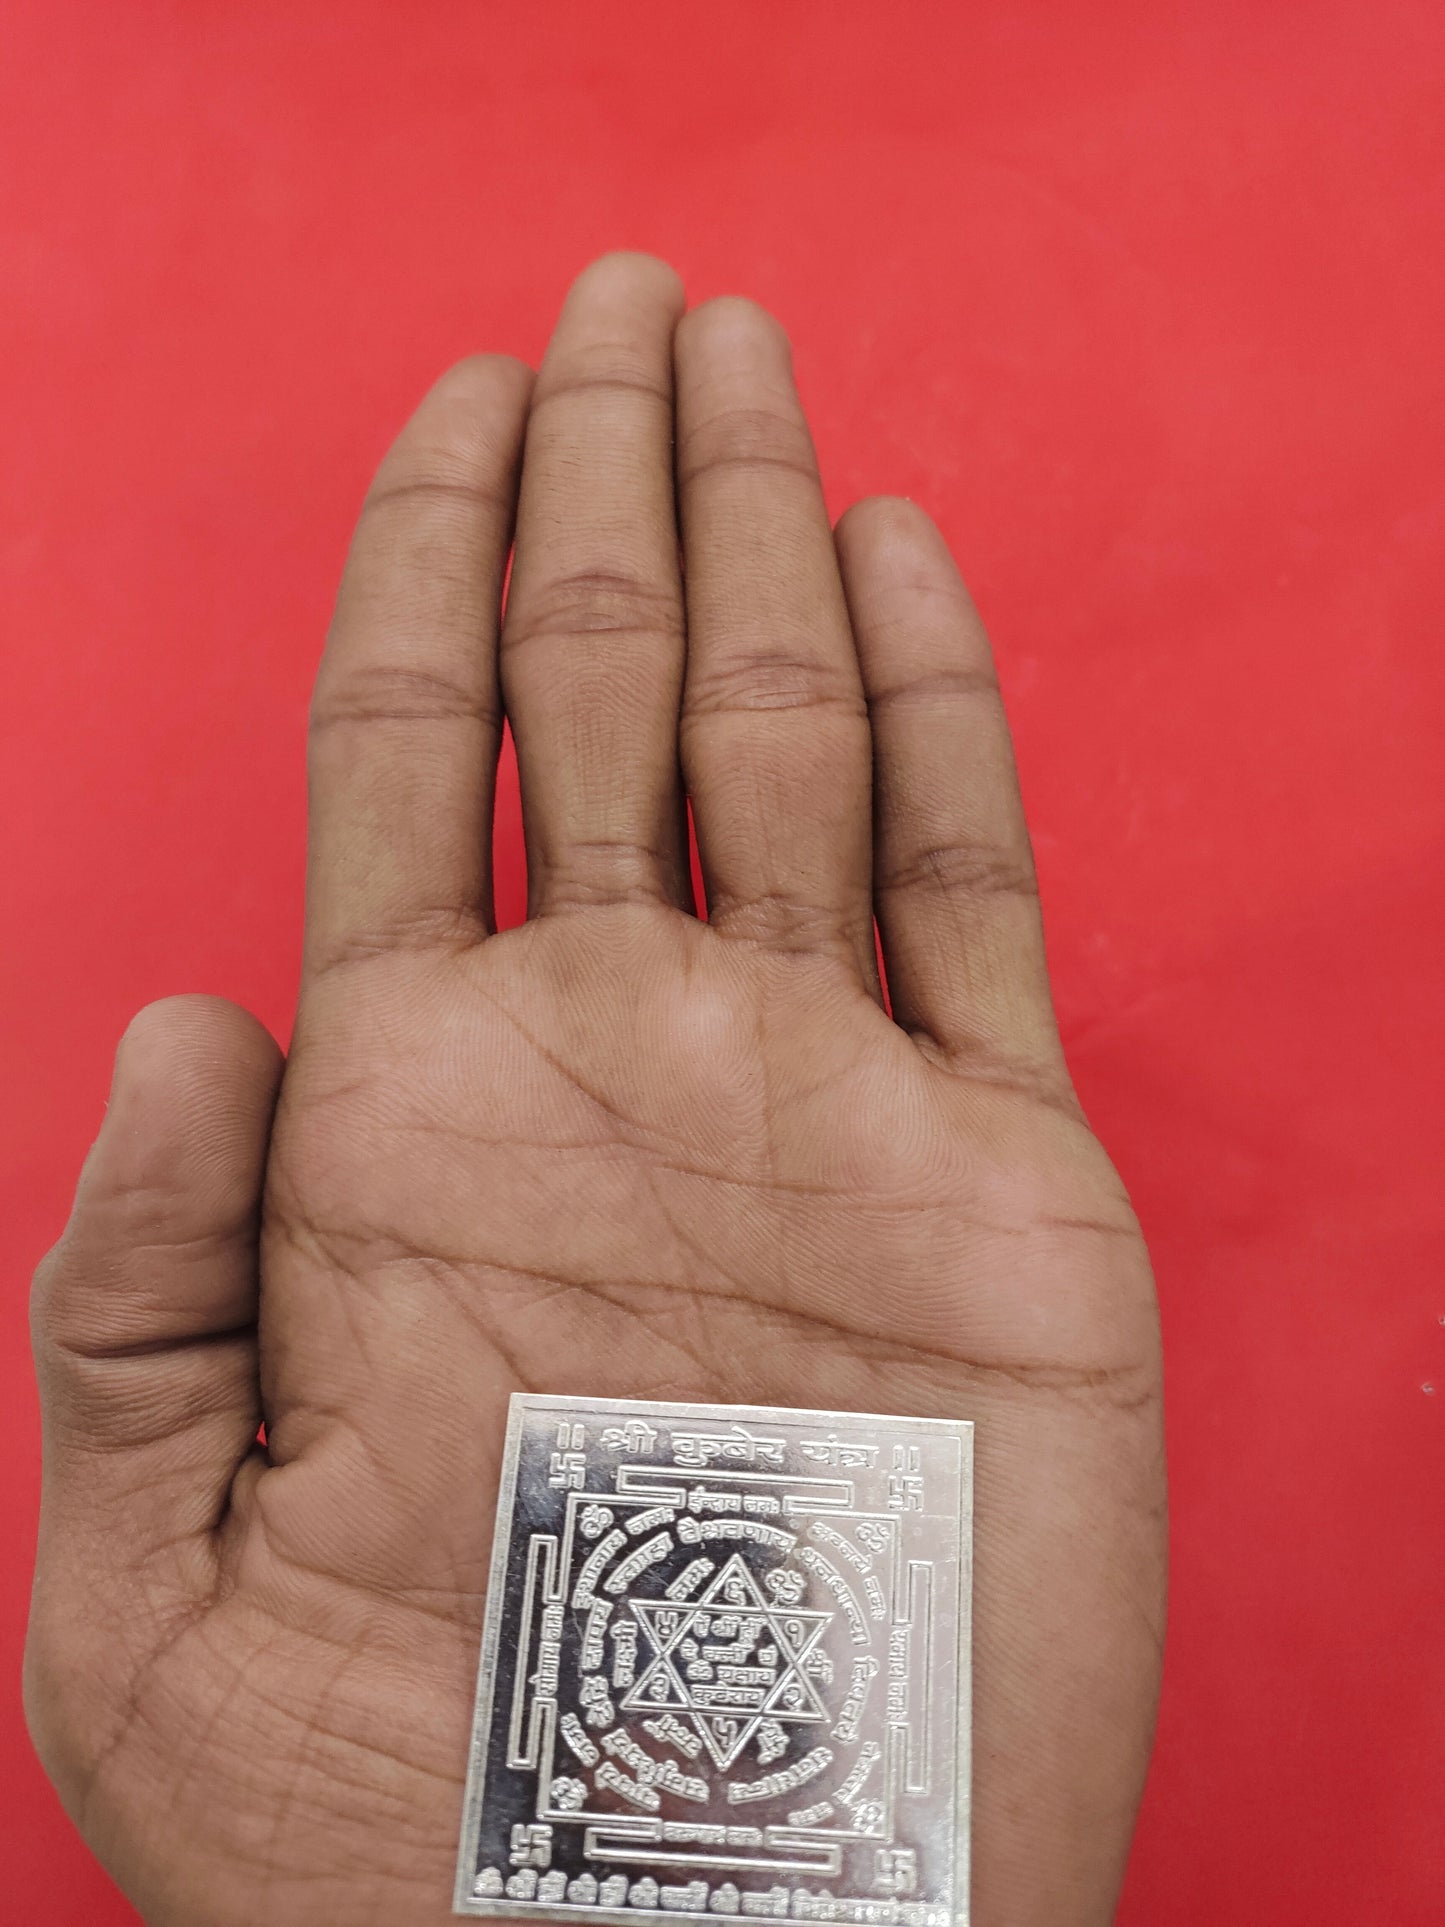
[28,256,1164,1927]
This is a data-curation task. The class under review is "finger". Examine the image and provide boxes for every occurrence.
[674,298,875,981]
[30,998,282,1561]
[836,496,1069,1081]
[502,253,691,915]
[305,354,533,975]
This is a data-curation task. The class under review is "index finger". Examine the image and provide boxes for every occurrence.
[304,354,533,977]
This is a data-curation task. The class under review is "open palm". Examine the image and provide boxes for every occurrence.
[28,256,1164,1927]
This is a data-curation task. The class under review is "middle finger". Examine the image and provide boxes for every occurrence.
[503,252,691,916]
[675,297,875,983]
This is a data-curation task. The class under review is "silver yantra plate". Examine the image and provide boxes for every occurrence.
[454,1395,973,1926]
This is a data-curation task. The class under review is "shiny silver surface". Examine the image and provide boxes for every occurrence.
[455,1395,973,1925]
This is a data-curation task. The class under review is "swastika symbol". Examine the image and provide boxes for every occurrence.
[548,1451,586,1489]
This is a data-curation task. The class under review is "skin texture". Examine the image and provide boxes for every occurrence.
[26,254,1166,1926]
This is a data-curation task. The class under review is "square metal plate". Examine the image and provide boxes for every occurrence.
[454,1395,973,1926]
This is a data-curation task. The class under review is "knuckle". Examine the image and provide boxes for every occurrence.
[505,567,683,650]
[32,1231,164,1369]
[356,469,512,530]
[530,364,672,414]
[866,665,1001,712]
[307,901,482,975]
[365,363,531,520]
[536,852,677,915]
[678,401,816,488]
[29,1240,70,1347]
[707,888,865,956]
[684,649,866,719]
[309,660,497,739]
[883,839,1038,901]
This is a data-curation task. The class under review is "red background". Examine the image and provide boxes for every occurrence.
[3,4,1442,1920]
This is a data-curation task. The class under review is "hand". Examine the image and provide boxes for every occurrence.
[27,254,1165,1926]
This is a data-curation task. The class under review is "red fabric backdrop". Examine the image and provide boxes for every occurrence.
[3,4,1441,1920]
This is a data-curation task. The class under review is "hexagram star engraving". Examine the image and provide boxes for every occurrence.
[620,1553,833,1771]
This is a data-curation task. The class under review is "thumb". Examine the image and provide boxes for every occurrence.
[28,996,282,1715]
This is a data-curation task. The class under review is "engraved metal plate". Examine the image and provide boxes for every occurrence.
[454,1395,973,1926]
